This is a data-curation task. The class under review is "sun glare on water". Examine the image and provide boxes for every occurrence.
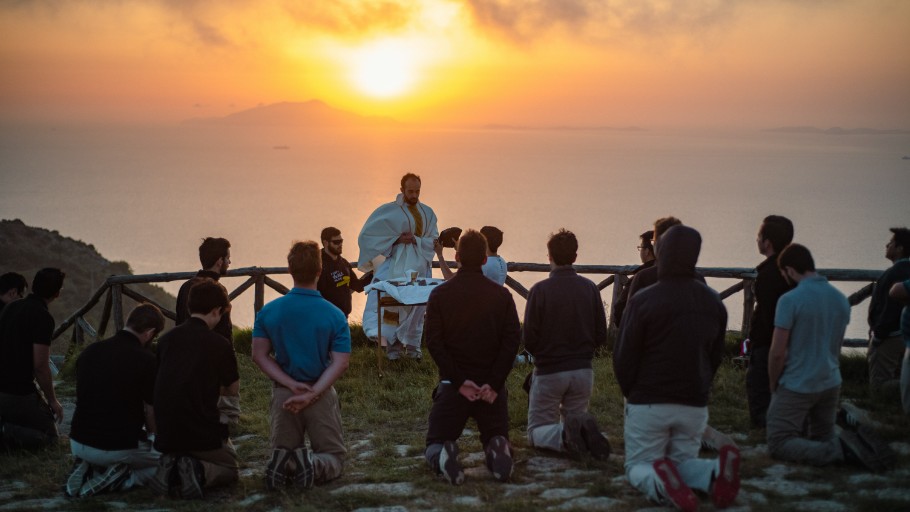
[350,38,421,98]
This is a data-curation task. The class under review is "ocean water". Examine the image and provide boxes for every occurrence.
[1,123,908,339]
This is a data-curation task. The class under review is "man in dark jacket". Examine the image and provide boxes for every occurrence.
[745,215,794,428]
[524,229,610,459]
[867,227,910,392]
[614,226,739,511]
[626,217,684,299]
[175,237,233,342]
[612,230,655,327]
[424,229,521,485]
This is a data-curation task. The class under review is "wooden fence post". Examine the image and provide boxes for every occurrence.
[741,278,755,338]
[254,272,265,315]
[97,287,113,339]
[112,284,124,331]
[608,274,626,329]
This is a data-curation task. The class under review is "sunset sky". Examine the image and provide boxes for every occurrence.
[2,0,909,128]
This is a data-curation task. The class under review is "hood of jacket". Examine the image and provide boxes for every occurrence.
[657,225,701,279]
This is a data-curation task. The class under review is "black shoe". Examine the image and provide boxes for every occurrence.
[79,463,130,498]
[289,447,315,489]
[265,446,292,490]
[177,456,206,499]
[579,413,611,461]
[147,453,178,497]
[484,435,513,482]
[838,426,896,472]
[439,441,464,485]
[64,458,93,498]
[563,413,586,455]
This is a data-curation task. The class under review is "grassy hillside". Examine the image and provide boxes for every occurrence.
[0,218,176,354]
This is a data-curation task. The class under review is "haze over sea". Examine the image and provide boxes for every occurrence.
[1,121,908,339]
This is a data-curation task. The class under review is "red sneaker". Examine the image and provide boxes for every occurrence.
[653,458,699,512]
[712,445,741,508]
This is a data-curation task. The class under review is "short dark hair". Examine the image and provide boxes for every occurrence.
[187,278,230,314]
[777,243,815,274]
[653,217,682,239]
[320,227,341,243]
[760,215,794,254]
[639,230,654,252]
[126,303,166,335]
[891,227,910,254]
[400,173,421,188]
[288,241,322,283]
[0,272,27,296]
[456,230,488,267]
[480,226,503,253]
[199,237,231,269]
[32,268,65,300]
[547,229,578,266]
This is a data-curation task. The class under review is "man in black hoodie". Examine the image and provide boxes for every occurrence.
[614,226,740,511]
[423,230,521,485]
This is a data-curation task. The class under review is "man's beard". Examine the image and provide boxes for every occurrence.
[219,264,229,276]
[405,196,419,205]
[327,245,342,257]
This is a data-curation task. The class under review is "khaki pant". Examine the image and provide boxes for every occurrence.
[766,385,842,466]
[868,334,904,390]
[270,386,345,483]
[526,368,593,452]
[189,440,239,488]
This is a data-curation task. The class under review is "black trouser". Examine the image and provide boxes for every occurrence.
[0,391,58,449]
[426,381,509,444]
[746,344,771,428]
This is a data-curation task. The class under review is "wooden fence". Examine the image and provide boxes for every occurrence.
[52,263,881,348]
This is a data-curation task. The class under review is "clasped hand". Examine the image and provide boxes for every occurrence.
[458,380,497,404]
[282,382,321,413]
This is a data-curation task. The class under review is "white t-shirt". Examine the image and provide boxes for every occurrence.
[482,255,508,286]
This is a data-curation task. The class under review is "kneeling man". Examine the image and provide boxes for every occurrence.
[66,303,165,497]
[614,226,740,511]
[424,230,521,484]
[151,279,240,499]
[252,241,351,490]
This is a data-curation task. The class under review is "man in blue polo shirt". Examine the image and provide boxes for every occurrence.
[252,241,352,491]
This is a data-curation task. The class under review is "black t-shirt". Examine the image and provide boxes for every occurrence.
[316,252,370,317]
[175,270,233,342]
[153,317,239,453]
[0,294,54,395]
[70,330,157,450]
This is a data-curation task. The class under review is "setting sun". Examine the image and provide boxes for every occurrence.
[350,39,420,98]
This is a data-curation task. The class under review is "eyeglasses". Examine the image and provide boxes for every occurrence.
[331,239,344,245]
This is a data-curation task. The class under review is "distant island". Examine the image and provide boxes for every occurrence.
[765,126,910,135]
[182,100,401,128]
[481,124,647,132]
[0,219,176,354]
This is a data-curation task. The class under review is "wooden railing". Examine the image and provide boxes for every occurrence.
[53,264,881,348]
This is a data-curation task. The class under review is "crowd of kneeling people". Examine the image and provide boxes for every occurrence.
[0,217,906,511]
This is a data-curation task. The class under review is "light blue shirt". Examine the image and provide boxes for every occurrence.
[252,287,351,383]
[774,275,850,394]
[482,255,508,286]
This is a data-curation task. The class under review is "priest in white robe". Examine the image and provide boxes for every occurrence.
[357,173,438,359]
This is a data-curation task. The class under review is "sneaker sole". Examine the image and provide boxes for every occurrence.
[712,445,741,508]
[290,448,315,489]
[581,416,611,461]
[486,436,513,482]
[177,457,204,499]
[653,458,699,512]
[265,447,291,490]
[440,441,464,485]
[564,414,585,455]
